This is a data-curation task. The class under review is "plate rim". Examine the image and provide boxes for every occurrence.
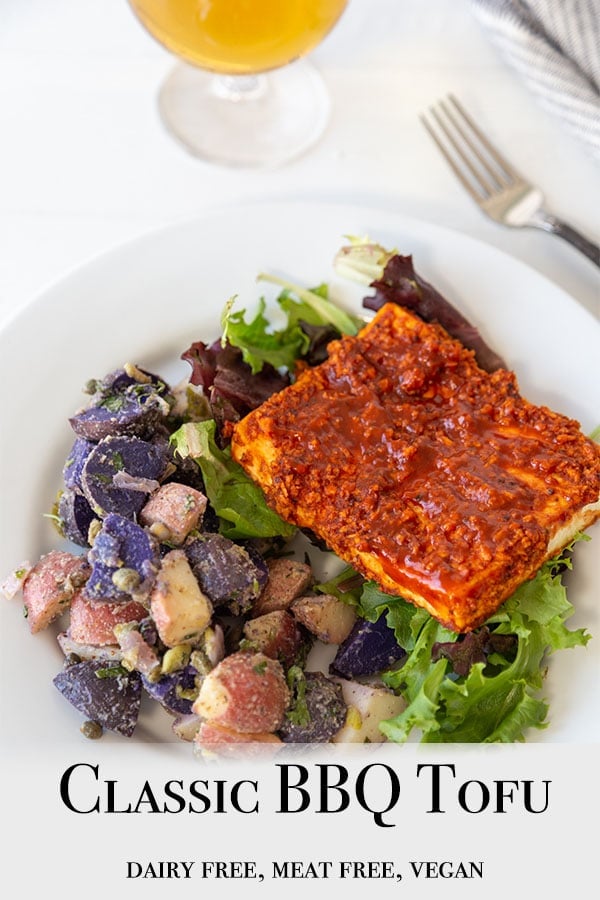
[1,198,599,345]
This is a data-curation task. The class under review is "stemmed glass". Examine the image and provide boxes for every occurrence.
[128,0,348,167]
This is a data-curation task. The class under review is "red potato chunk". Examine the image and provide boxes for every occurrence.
[68,592,147,646]
[291,593,357,644]
[23,551,90,634]
[139,482,207,545]
[243,610,306,668]
[252,558,313,617]
[194,721,283,758]
[193,651,290,733]
[150,549,213,647]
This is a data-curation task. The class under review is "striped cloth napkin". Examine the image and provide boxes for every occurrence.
[471,0,600,160]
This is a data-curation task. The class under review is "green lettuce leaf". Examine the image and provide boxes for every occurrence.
[362,541,591,743]
[357,581,433,652]
[257,274,361,337]
[170,421,296,541]
[221,279,362,375]
[313,564,364,605]
[221,297,309,375]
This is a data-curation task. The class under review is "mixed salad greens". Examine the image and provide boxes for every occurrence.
[317,548,588,742]
[3,238,593,747]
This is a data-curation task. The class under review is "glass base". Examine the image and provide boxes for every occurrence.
[157,59,331,168]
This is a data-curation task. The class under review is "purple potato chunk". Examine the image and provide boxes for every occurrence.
[58,489,97,547]
[84,513,159,603]
[330,615,406,678]
[63,438,95,493]
[142,665,199,715]
[95,366,170,397]
[53,659,142,737]
[70,382,170,441]
[184,533,264,615]
[279,672,347,743]
[81,435,167,519]
[241,543,269,590]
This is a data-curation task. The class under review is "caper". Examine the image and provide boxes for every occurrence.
[80,720,103,740]
[148,522,172,542]
[64,652,82,668]
[111,567,141,592]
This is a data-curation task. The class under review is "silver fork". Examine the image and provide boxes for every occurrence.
[421,95,600,268]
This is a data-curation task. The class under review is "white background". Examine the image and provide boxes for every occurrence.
[0,2,598,897]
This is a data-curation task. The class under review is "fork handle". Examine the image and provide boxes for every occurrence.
[532,213,600,267]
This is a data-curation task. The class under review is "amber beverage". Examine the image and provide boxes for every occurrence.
[129,0,348,74]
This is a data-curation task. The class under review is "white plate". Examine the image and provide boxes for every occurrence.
[0,200,598,747]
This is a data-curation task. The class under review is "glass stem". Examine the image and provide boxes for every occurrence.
[211,74,268,103]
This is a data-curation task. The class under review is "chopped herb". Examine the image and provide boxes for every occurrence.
[14,568,26,580]
[239,637,259,653]
[285,666,310,727]
[110,451,125,470]
[100,394,126,412]
[253,660,268,675]
[22,605,28,618]
[43,512,64,525]
[95,665,129,679]
[44,491,65,536]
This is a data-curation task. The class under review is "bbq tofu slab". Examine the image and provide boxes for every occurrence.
[231,303,600,632]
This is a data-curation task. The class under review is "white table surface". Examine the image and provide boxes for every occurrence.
[1,0,598,328]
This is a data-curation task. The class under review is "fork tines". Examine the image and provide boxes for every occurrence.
[421,95,520,202]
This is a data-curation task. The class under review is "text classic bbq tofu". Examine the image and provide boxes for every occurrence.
[231,303,600,632]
